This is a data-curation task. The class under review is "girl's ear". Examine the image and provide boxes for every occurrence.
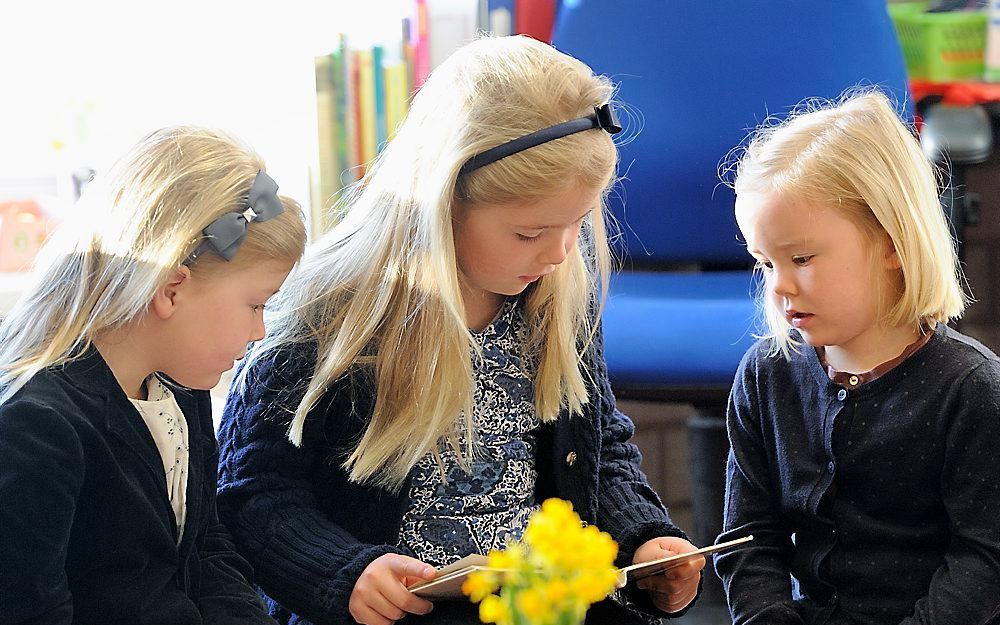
[883,234,903,271]
[150,265,192,320]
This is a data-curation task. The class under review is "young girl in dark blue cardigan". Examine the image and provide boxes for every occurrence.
[217,35,704,625]
[715,90,1000,625]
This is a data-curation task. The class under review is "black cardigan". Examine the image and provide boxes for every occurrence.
[0,349,274,624]
[716,325,1000,625]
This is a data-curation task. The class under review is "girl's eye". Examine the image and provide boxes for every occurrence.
[755,259,773,271]
[516,232,541,241]
[251,304,266,313]
[792,255,814,266]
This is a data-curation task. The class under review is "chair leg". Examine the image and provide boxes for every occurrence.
[686,411,729,606]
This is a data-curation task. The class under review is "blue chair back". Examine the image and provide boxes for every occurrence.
[552,0,910,395]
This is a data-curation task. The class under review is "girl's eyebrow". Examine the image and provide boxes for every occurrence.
[747,238,809,255]
[514,207,593,230]
[757,239,807,251]
[775,239,809,250]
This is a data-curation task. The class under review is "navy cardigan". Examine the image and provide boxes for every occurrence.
[716,325,1000,625]
[0,349,274,625]
[217,327,694,625]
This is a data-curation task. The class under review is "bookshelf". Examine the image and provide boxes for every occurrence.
[310,0,557,236]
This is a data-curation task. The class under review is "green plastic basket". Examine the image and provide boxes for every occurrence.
[889,2,987,82]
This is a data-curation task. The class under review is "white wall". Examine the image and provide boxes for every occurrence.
[0,0,410,223]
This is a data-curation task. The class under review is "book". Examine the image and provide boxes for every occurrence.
[313,53,339,237]
[411,0,431,88]
[407,534,753,600]
[372,44,387,151]
[355,48,377,168]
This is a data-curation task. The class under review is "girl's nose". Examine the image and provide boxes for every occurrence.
[770,266,797,298]
[250,313,266,343]
[539,227,576,266]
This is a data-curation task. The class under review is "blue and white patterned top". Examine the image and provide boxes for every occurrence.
[397,298,539,567]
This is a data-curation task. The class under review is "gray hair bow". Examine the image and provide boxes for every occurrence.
[186,170,284,263]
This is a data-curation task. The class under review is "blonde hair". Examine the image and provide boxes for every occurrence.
[244,35,618,488]
[0,126,306,404]
[726,89,968,357]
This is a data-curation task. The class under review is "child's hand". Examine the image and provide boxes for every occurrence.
[349,553,436,625]
[632,536,705,614]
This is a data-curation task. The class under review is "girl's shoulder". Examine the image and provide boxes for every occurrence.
[4,351,111,409]
[921,324,1000,385]
[933,324,1000,363]
[241,340,320,388]
[0,357,111,444]
[740,334,811,372]
[733,334,825,397]
[229,339,372,419]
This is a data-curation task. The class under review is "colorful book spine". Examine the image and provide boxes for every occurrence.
[313,53,338,235]
[412,0,431,88]
[356,49,377,169]
[372,44,388,151]
[402,16,416,103]
[348,49,364,179]
[317,0,493,227]
[384,61,409,140]
[332,36,349,189]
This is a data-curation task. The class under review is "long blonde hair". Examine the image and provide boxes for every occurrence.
[726,89,968,357]
[245,35,619,488]
[0,126,306,404]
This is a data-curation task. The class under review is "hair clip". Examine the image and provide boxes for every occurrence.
[459,103,622,176]
[186,170,283,263]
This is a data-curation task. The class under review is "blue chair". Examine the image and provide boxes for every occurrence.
[552,0,909,605]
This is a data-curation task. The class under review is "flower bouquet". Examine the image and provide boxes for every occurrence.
[462,498,620,625]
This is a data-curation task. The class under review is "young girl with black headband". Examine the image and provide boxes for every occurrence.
[216,35,704,625]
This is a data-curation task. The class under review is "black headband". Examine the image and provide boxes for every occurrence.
[458,103,622,176]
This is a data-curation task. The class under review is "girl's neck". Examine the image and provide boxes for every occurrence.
[460,283,504,332]
[822,322,924,375]
[92,326,155,400]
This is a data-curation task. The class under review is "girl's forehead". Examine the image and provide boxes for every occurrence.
[471,184,603,228]
[737,192,835,223]
[737,192,864,243]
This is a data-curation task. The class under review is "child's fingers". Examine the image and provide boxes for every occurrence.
[660,556,705,583]
[665,582,699,612]
[382,578,435,616]
[350,596,404,625]
[679,554,706,573]
[636,567,701,592]
[648,577,700,614]
[350,554,435,624]
[637,559,703,593]
[350,581,433,625]
[386,555,436,581]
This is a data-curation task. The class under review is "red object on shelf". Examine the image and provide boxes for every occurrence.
[911,78,1000,105]
[0,200,55,272]
[515,0,556,43]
